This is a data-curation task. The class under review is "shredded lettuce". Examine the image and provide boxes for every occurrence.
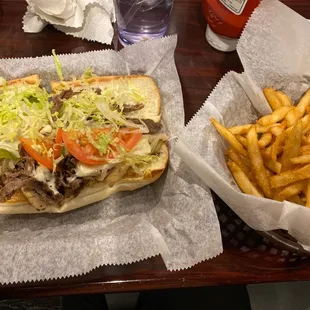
[128,81,146,102]
[81,68,96,81]
[96,99,149,133]
[0,149,17,160]
[85,129,114,156]
[124,152,158,175]
[55,88,110,130]
[0,142,20,158]
[52,49,64,81]
[0,83,52,143]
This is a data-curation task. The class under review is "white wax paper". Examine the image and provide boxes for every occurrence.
[175,0,310,251]
[0,36,222,284]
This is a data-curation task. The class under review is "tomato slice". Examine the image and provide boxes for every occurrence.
[53,128,63,159]
[19,137,54,170]
[62,128,142,165]
[119,128,142,150]
[62,131,107,165]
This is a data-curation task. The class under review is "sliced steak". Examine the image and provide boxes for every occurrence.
[16,144,36,175]
[129,118,162,134]
[110,103,145,113]
[51,89,78,117]
[60,89,75,100]
[51,95,63,116]
[0,176,32,202]
[123,103,144,113]
[55,156,86,198]
[94,88,102,95]
[22,180,63,210]
[0,145,37,202]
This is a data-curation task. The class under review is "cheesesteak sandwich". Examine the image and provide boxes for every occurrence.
[0,73,168,213]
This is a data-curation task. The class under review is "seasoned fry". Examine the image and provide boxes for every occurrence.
[227,161,262,197]
[265,168,274,178]
[301,145,310,155]
[258,107,292,126]
[210,118,247,156]
[225,148,251,176]
[271,131,285,161]
[281,120,302,172]
[270,125,285,136]
[302,122,310,135]
[276,90,292,107]
[274,180,306,201]
[261,147,272,160]
[256,123,281,133]
[236,135,247,148]
[286,89,310,126]
[289,195,305,206]
[285,114,309,135]
[285,108,299,127]
[301,113,310,129]
[290,155,310,165]
[247,127,272,198]
[229,124,252,135]
[264,158,281,174]
[302,135,309,146]
[306,179,310,207]
[271,163,310,188]
[263,87,283,110]
[258,132,272,148]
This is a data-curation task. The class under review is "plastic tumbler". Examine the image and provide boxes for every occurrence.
[114,0,174,45]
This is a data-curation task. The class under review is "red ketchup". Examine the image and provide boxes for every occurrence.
[202,0,261,52]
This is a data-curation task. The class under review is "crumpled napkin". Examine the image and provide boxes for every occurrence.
[23,0,115,45]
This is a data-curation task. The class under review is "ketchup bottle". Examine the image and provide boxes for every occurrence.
[202,0,261,52]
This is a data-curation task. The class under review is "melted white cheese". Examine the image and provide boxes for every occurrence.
[132,136,151,155]
[75,162,116,178]
[33,165,59,195]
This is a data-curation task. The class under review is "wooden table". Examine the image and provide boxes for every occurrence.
[1,0,310,299]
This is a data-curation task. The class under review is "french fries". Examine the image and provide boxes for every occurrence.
[263,87,282,110]
[258,107,292,126]
[210,118,247,156]
[227,161,262,197]
[271,164,310,188]
[276,90,292,107]
[225,148,252,177]
[229,124,252,135]
[210,87,310,208]
[274,180,306,201]
[247,127,273,198]
[285,90,310,127]
[290,155,310,165]
[281,120,302,171]
[258,133,272,148]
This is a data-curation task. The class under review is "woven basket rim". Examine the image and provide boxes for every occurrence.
[257,230,310,256]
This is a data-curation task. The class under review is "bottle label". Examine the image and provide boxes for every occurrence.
[219,0,248,16]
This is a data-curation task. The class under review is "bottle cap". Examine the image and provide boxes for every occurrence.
[206,25,238,52]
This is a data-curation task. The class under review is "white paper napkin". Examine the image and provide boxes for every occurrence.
[23,0,115,45]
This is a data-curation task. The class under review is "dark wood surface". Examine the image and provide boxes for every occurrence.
[0,0,310,299]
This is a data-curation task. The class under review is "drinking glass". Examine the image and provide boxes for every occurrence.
[114,0,174,45]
